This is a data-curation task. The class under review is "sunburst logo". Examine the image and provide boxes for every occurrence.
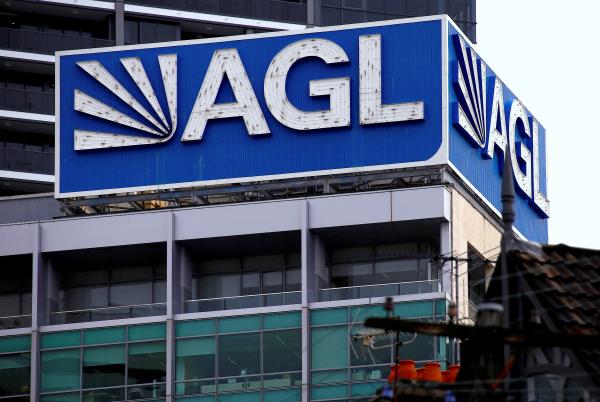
[452,35,486,148]
[74,54,177,150]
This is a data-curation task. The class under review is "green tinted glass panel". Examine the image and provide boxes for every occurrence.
[83,326,126,345]
[219,315,260,333]
[264,388,301,402]
[176,337,215,357]
[129,323,166,341]
[311,369,347,384]
[84,344,125,364]
[175,378,215,396]
[311,308,347,325]
[311,326,347,370]
[175,397,214,402]
[176,338,216,381]
[41,331,80,349]
[41,392,80,402]
[393,301,433,318]
[435,299,446,315]
[264,311,301,329]
[438,336,448,365]
[128,341,166,386]
[41,349,80,392]
[129,341,166,355]
[176,319,216,337]
[350,305,385,322]
[0,335,30,353]
[311,384,347,400]
[83,345,125,389]
[0,352,30,397]
[218,392,260,402]
[351,382,382,397]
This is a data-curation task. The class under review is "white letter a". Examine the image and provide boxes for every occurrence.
[182,49,270,141]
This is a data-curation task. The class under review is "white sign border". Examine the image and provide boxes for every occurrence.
[55,15,450,199]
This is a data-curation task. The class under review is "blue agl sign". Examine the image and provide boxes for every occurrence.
[56,16,549,242]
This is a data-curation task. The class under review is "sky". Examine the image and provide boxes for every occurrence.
[475,1,600,249]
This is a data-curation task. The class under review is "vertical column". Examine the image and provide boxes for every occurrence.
[115,0,125,46]
[440,221,452,295]
[300,200,311,402]
[307,0,321,27]
[30,223,41,402]
[165,212,175,402]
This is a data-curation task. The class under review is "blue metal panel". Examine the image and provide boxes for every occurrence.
[447,23,549,242]
[57,20,444,196]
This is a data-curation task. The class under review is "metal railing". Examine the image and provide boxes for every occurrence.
[318,279,440,302]
[184,290,301,313]
[49,302,166,324]
[126,0,307,24]
[0,26,115,54]
[175,371,302,395]
[0,147,54,175]
[0,313,31,330]
[0,87,54,115]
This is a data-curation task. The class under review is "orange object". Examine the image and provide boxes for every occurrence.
[442,370,450,383]
[416,367,425,380]
[447,364,460,384]
[421,362,443,382]
[388,360,417,383]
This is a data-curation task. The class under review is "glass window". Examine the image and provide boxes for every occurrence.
[83,387,124,402]
[83,344,126,389]
[285,268,301,292]
[0,335,30,353]
[111,266,152,282]
[128,342,166,385]
[129,323,166,342]
[198,274,240,299]
[243,255,284,271]
[0,352,30,397]
[176,319,216,337]
[349,327,391,367]
[218,333,260,377]
[110,281,152,306]
[83,327,126,345]
[263,329,301,373]
[41,349,80,392]
[398,334,434,362]
[41,331,80,349]
[176,337,216,380]
[262,271,283,294]
[0,293,20,316]
[41,392,80,402]
[311,326,348,370]
[374,259,419,283]
[241,272,260,295]
[65,269,109,287]
[124,19,139,44]
[66,285,108,310]
[154,280,167,303]
[330,247,372,264]
[139,20,159,44]
[330,262,372,287]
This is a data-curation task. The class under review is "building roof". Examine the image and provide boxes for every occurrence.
[484,242,600,393]
[508,243,600,379]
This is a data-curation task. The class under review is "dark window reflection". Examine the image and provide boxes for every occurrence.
[218,333,260,377]
[83,345,126,389]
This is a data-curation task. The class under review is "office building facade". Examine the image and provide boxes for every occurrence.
[0,3,546,402]
[0,0,475,197]
[0,183,503,402]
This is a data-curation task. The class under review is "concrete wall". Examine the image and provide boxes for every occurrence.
[0,186,451,256]
[451,189,502,322]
